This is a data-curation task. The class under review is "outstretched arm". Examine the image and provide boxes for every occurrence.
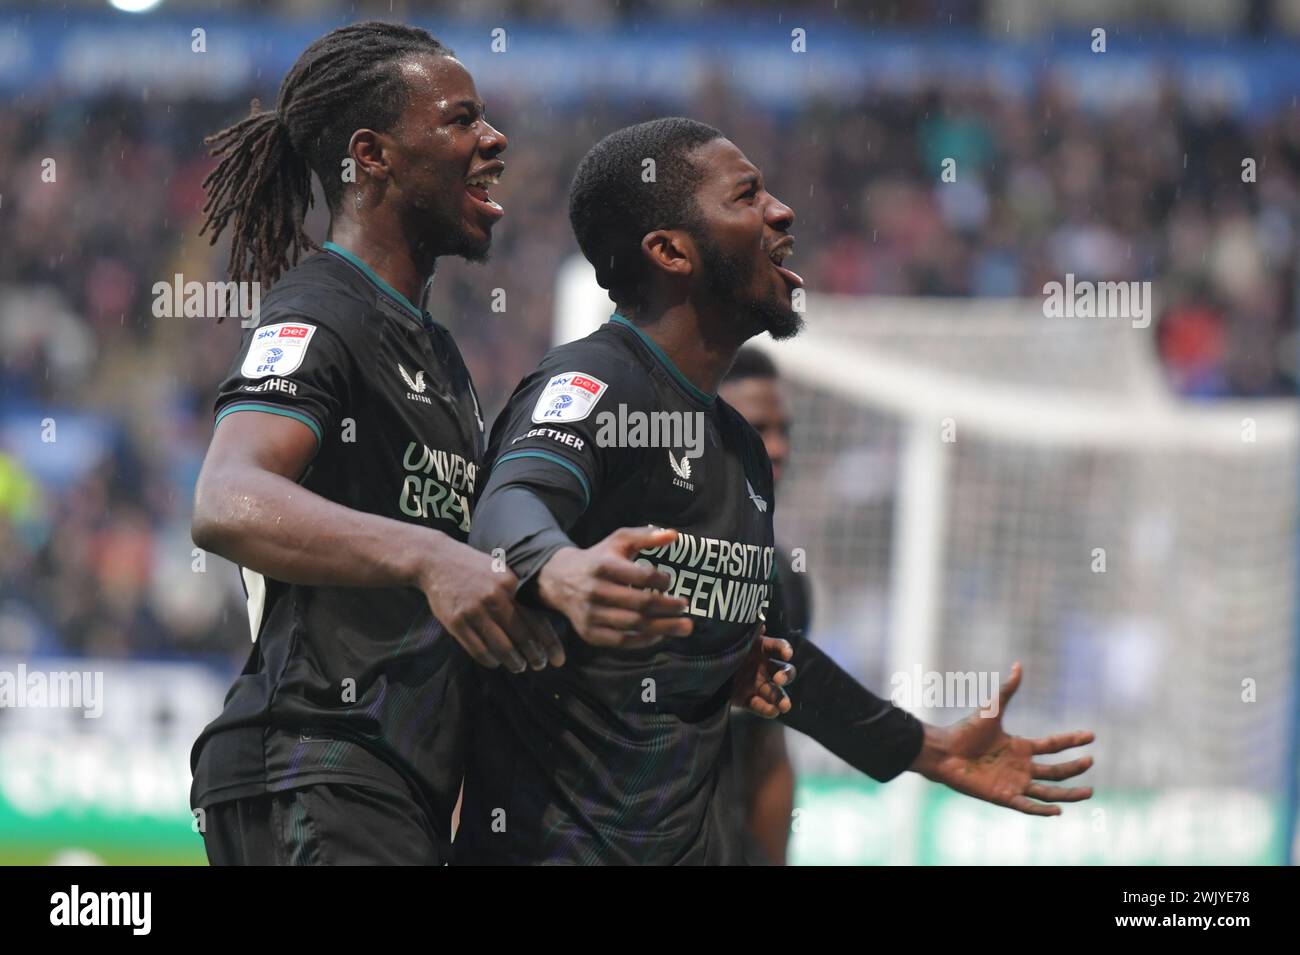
[734,628,1094,813]
[907,662,1094,815]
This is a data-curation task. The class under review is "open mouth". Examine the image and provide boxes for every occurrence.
[767,240,804,289]
[466,166,504,219]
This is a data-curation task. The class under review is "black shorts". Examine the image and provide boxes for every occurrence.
[200,783,446,866]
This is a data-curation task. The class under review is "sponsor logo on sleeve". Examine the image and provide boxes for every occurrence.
[531,371,608,424]
[242,378,298,396]
[241,323,317,379]
[510,427,585,451]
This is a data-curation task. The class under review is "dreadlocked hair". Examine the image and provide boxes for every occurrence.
[199,21,453,309]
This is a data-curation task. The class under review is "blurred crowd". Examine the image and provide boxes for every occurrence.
[1,66,1297,662]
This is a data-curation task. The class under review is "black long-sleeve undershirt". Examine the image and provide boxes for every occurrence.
[779,636,924,781]
[468,470,585,607]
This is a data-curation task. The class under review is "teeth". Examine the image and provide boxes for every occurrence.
[769,245,791,264]
[467,171,501,188]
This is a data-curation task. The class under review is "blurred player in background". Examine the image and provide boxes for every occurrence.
[458,118,1096,864]
[718,346,803,865]
[185,21,573,865]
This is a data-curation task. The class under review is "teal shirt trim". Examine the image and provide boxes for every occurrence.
[496,450,592,508]
[608,313,715,406]
[215,402,323,446]
[323,241,424,322]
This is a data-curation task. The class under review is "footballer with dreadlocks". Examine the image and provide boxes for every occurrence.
[458,118,1097,864]
[187,22,672,866]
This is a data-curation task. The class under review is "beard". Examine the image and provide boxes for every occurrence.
[408,193,493,264]
[695,232,804,341]
[448,226,492,263]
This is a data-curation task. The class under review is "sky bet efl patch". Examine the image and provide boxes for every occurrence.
[241,322,317,379]
[531,371,608,424]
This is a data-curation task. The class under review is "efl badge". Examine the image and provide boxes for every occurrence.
[242,323,317,379]
[531,372,608,424]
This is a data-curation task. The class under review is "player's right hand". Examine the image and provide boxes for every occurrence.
[536,526,693,649]
[417,536,565,673]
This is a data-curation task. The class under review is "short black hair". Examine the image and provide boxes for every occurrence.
[723,346,780,384]
[568,117,723,310]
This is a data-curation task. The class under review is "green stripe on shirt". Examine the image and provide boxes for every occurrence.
[496,450,592,508]
[215,402,323,446]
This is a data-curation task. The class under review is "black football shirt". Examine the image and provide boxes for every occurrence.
[189,243,483,849]
[458,315,782,864]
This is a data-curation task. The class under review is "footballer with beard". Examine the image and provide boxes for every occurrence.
[188,22,620,865]
[458,118,1096,864]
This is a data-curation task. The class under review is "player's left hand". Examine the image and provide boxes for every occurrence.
[731,626,796,718]
[909,662,1094,815]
